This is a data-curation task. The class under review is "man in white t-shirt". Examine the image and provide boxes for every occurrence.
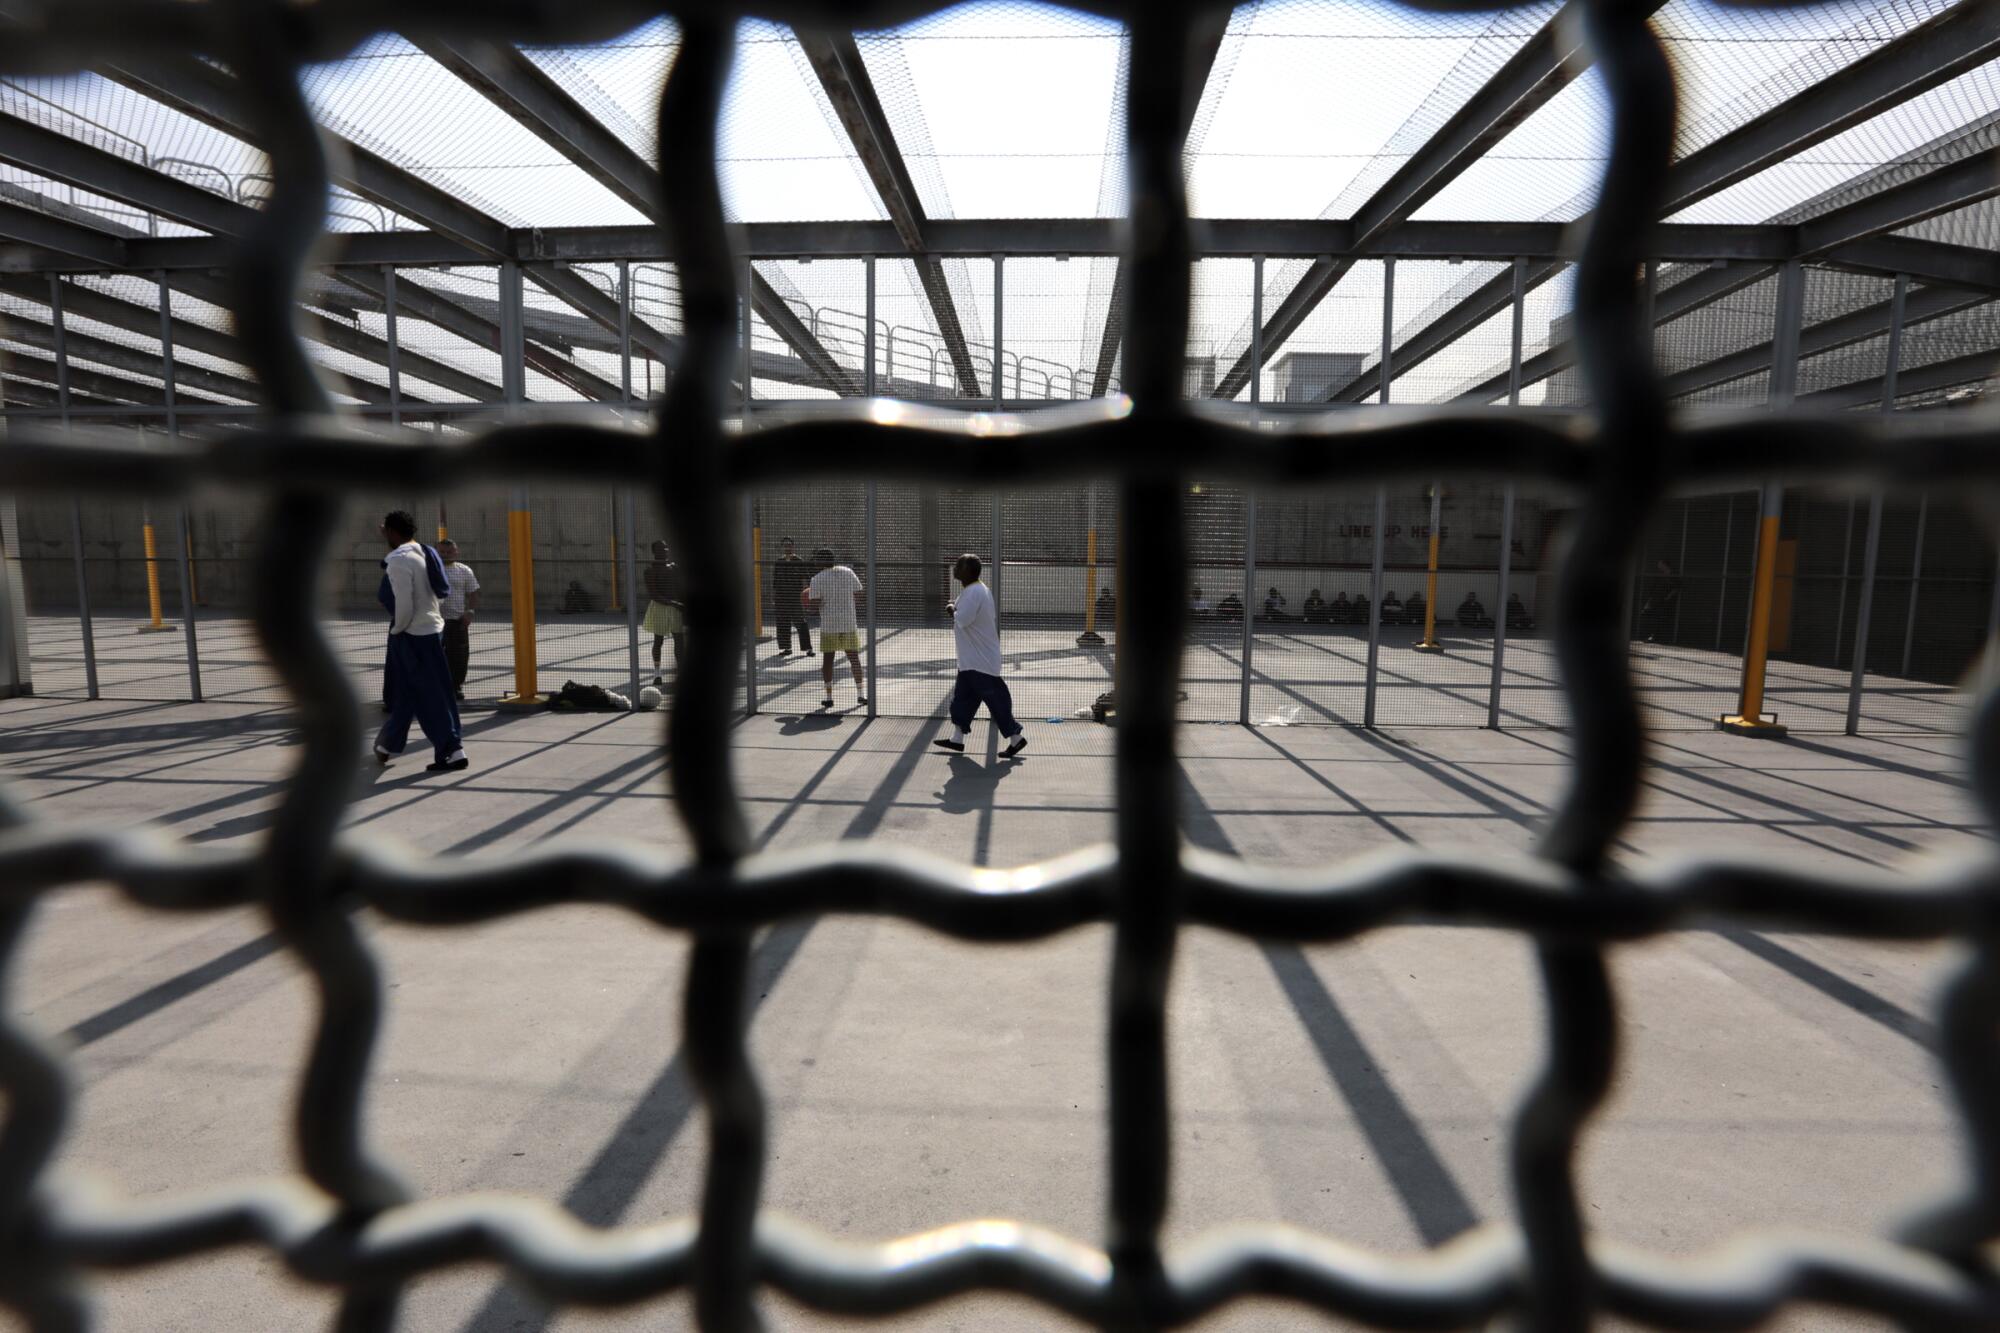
[933,553,1024,759]
[436,538,480,701]
[373,510,467,772]
[804,547,867,711]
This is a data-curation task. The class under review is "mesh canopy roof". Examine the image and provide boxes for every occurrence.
[0,0,1995,416]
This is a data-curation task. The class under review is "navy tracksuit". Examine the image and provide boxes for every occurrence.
[377,546,462,763]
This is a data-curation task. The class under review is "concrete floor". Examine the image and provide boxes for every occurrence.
[22,612,1973,734]
[0,694,1986,1330]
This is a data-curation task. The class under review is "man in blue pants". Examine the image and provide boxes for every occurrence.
[373,510,469,773]
[933,553,1025,759]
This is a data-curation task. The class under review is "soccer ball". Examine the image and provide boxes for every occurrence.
[639,685,663,710]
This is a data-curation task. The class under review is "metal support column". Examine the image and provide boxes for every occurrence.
[743,492,758,716]
[1983,549,2000,697]
[1488,257,1526,728]
[1900,495,1928,680]
[864,257,877,398]
[1831,496,1855,666]
[157,272,201,698]
[1847,274,1906,734]
[624,490,641,706]
[384,265,401,429]
[993,255,1004,409]
[52,276,96,698]
[1364,258,1394,728]
[619,260,633,411]
[1721,258,1801,736]
[1249,255,1264,414]
[866,483,878,718]
[1239,492,1256,725]
[741,254,753,426]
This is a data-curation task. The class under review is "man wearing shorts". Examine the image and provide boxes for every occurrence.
[804,547,867,711]
[934,553,1024,759]
[642,540,684,686]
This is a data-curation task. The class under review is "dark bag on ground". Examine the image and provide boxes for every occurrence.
[549,679,630,712]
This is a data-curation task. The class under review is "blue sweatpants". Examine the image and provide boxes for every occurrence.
[377,631,462,763]
[949,669,1021,738]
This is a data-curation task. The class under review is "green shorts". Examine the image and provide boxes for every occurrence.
[642,601,683,637]
[820,630,862,653]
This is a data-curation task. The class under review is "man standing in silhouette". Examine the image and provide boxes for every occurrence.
[772,536,812,657]
[934,553,1024,759]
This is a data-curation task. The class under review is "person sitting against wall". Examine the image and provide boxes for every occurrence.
[1327,590,1350,624]
[1506,593,1536,633]
[1262,586,1290,622]
[1095,587,1116,623]
[1457,590,1491,628]
[1217,592,1244,621]
[1302,589,1327,623]
[1406,589,1427,628]
[1190,586,1212,617]
[1379,589,1404,625]
[1350,592,1370,626]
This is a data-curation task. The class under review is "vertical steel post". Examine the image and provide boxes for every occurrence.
[1673,502,1689,644]
[620,259,633,410]
[158,272,202,699]
[499,262,539,706]
[1847,273,1904,734]
[1239,493,1256,725]
[1488,257,1525,728]
[743,492,758,715]
[993,255,1004,410]
[741,254,753,426]
[992,494,1003,627]
[384,265,401,429]
[52,277,97,698]
[1983,547,2000,697]
[623,490,641,705]
[1250,255,1264,411]
[1900,495,1928,680]
[1364,258,1394,727]
[864,257,877,397]
[1831,496,1854,666]
[866,482,878,717]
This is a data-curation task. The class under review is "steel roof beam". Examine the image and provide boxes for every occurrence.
[102,56,675,380]
[0,198,126,265]
[797,30,978,397]
[1334,5,2000,406]
[1796,147,2000,255]
[415,35,855,394]
[1213,1,1657,400]
[1660,0,2000,216]
[0,341,233,407]
[1661,283,1991,401]
[1087,8,1229,398]
[1824,234,2000,295]
[1800,346,2000,410]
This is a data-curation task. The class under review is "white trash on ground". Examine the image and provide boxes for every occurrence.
[1256,705,1302,727]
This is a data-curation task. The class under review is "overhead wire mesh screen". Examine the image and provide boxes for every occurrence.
[5,4,2000,1332]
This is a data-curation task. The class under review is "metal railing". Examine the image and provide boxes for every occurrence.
[1,2,1999,1330]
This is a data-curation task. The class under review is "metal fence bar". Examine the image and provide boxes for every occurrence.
[1848,272,1906,733]
[865,256,878,716]
[51,274,97,699]
[1239,491,1255,725]
[1901,494,1928,680]
[158,270,201,702]
[624,489,640,705]
[865,481,877,718]
[1488,256,1526,729]
[1364,256,1393,728]
[384,264,401,429]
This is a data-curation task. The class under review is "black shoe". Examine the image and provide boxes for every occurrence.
[426,756,470,773]
[455,690,466,701]
[373,746,393,767]
[856,696,868,707]
[1002,734,1027,759]
[932,737,964,752]
[821,698,833,711]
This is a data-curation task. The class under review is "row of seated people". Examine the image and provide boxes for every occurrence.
[1182,586,1536,632]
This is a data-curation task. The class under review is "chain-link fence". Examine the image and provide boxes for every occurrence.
[2,2,2000,1330]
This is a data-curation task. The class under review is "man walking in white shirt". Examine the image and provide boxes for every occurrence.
[436,538,480,701]
[373,511,468,772]
[804,547,867,711]
[934,553,1024,758]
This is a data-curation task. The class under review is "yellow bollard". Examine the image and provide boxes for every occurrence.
[1413,487,1444,653]
[498,500,543,710]
[138,512,172,632]
[1720,488,1787,736]
[1078,527,1105,646]
[437,499,448,543]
